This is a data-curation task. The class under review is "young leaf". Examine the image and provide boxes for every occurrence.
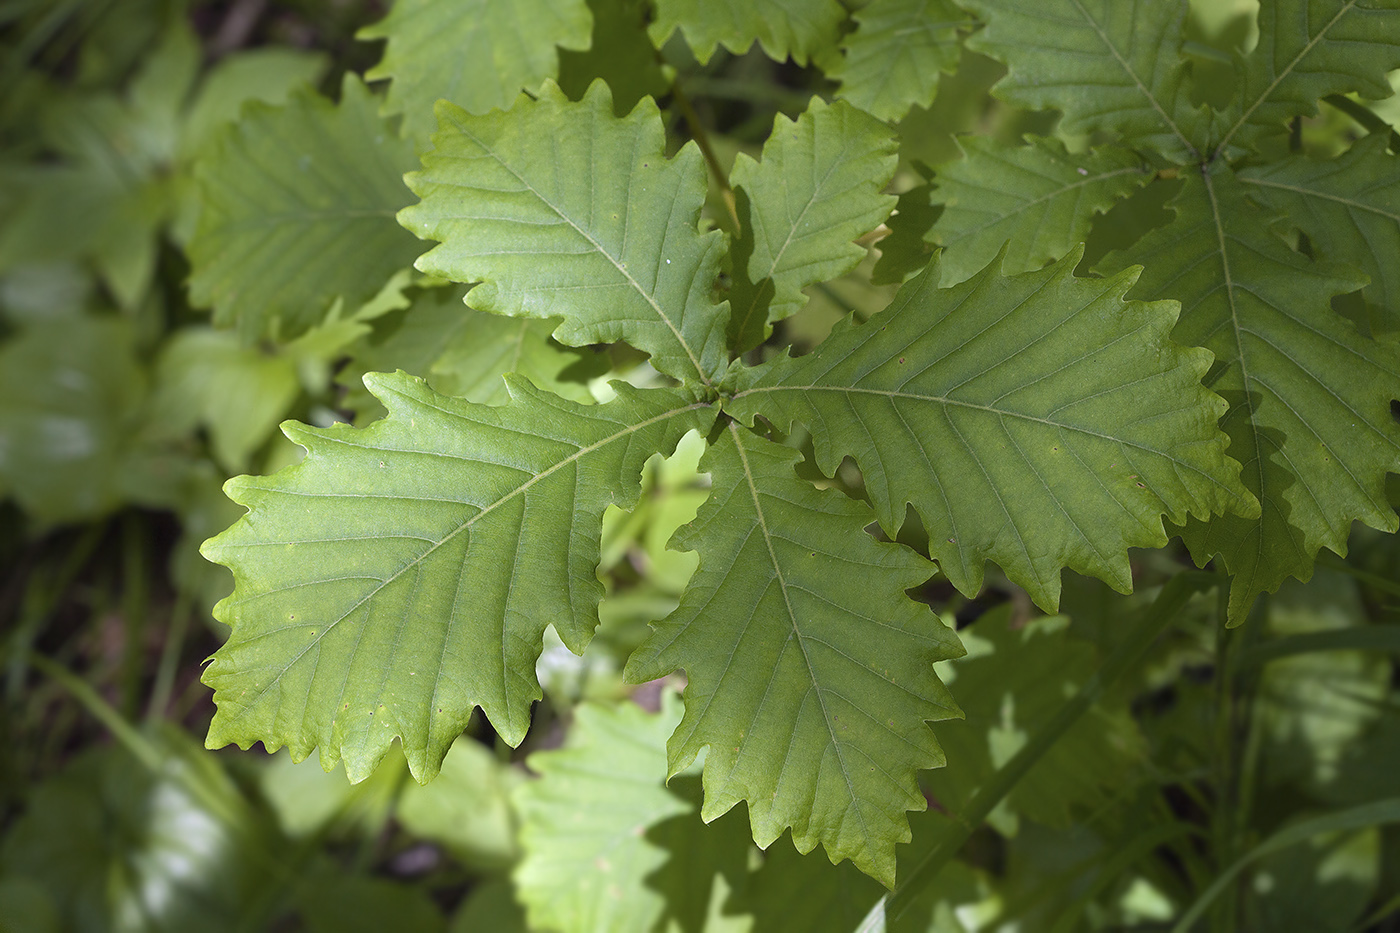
[200,373,714,781]
[626,424,964,886]
[927,136,1150,285]
[649,0,846,66]
[728,98,898,352]
[358,0,592,145]
[830,0,970,123]
[728,248,1256,611]
[958,0,1208,162]
[187,76,421,340]
[1098,168,1400,624]
[1239,133,1400,332]
[514,697,751,933]
[1213,0,1400,156]
[400,80,731,387]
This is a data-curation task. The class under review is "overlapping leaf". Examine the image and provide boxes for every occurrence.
[200,373,714,781]
[1240,133,1400,332]
[727,99,898,352]
[1215,0,1400,156]
[626,424,964,885]
[339,284,602,420]
[557,0,669,117]
[187,76,421,340]
[927,136,1150,285]
[728,249,1256,611]
[359,0,592,145]
[958,0,1208,163]
[513,697,751,933]
[830,0,969,122]
[400,80,730,386]
[1098,168,1400,623]
[649,0,846,65]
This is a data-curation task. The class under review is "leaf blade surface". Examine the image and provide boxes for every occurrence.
[626,424,964,885]
[400,81,730,386]
[729,250,1255,610]
[201,373,714,781]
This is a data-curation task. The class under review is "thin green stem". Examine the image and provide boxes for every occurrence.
[146,588,194,724]
[27,651,164,772]
[669,78,740,235]
[857,571,1217,932]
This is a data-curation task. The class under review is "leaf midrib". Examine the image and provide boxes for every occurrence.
[726,422,873,850]
[730,383,1241,493]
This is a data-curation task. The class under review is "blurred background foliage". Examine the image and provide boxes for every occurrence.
[0,0,1398,930]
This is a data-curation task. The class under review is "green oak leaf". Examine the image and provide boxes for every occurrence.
[649,0,846,66]
[338,284,603,421]
[1098,167,1400,624]
[358,0,592,145]
[728,248,1256,611]
[728,98,898,352]
[1239,132,1400,333]
[200,373,714,781]
[927,136,1150,285]
[1213,0,1400,156]
[830,0,970,123]
[513,696,752,933]
[187,75,421,341]
[400,80,731,387]
[626,424,964,886]
[958,0,1209,163]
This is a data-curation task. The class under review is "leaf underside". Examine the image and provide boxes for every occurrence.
[628,423,964,886]
[400,80,730,386]
[201,373,713,781]
[1099,169,1400,623]
[729,248,1256,611]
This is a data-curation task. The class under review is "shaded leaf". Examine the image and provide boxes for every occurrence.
[958,0,1209,163]
[871,182,939,286]
[831,0,969,123]
[1214,0,1400,156]
[513,696,751,933]
[201,373,715,781]
[649,0,846,65]
[0,317,158,524]
[339,284,602,421]
[626,424,963,885]
[397,736,522,871]
[729,249,1255,611]
[359,0,592,145]
[1239,132,1400,333]
[1099,168,1400,623]
[728,98,898,352]
[401,80,730,386]
[923,608,1145,833]
[187,75,421,340]
[927,136,1150,285]
[558,0,669,116]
